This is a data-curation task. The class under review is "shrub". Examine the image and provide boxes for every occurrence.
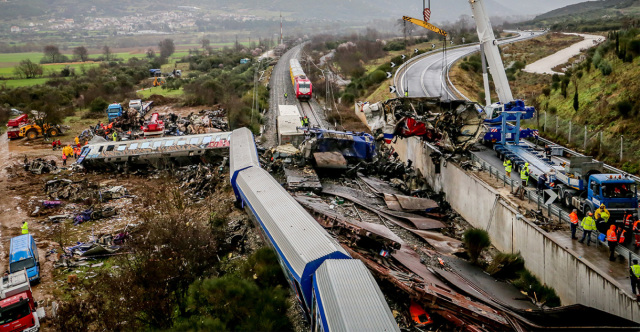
[369,70,387,84]
[598,60,612,76]
[89,97,108,113]
[542,88,551,97]
[487,252,525,279]
[463,228,491,264]
[512,269,561,307]
[341,93,355,104]
[616,100,633,117]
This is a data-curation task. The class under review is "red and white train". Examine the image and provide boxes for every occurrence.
[289,59,312,100]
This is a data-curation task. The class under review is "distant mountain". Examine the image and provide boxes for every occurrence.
[522,0,640,26]
[0,0,603,23]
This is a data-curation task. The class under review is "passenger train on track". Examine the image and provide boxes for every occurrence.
[229,128,398,331]
[289,59,313,100]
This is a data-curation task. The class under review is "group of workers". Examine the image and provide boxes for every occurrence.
[503,157,640,299]
[571,205,640,299]
[59,136,86,166]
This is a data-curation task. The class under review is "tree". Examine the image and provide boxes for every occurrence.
[102,45,112,61]
[146,48,156,59]
[43,45,61,63]
[73,46,89,62]
[13,59,43,78]
[573,85,579,112]
[201,38,210,49]
[158,38,175,59]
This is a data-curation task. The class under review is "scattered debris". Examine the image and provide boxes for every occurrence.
[357,97,485,154]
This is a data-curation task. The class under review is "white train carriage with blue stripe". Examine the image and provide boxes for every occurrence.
[229,128,398,331]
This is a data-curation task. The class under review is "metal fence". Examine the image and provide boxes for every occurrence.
[469,152,640,264]
[522,112,640,167]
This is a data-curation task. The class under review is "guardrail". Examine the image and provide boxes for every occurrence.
[469,152,640,265]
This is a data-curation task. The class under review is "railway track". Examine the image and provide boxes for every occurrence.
[299,101,322,128]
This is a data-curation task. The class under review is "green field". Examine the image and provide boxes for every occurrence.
[0,78,49,88]
[137,86,184,99]
[0,46,196,87]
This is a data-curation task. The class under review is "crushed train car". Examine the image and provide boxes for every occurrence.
[78,132,231,169]
[356,97,485,153]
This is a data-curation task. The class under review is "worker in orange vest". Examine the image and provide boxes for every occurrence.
[607,225,618,262]
[634,220,640,249]
[62,151,67,166]
[623,210,634,230]
[569,209,579,240]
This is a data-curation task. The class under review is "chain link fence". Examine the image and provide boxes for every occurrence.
[522,112,640,171]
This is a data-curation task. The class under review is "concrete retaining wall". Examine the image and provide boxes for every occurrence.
[392,137,640,322]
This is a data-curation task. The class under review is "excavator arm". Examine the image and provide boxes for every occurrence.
[402,16,447,37]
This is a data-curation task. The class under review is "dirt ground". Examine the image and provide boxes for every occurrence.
[0,103,225,329]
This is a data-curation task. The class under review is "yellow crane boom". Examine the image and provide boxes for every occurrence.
[402,16,447,37]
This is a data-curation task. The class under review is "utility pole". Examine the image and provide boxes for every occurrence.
[280,12,283,45]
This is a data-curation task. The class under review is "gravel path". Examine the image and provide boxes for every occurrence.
[523,33,605,75]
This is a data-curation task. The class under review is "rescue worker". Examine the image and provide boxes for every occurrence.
[404,90,409,97]
[284,92,288,100]
[21,221,28,234]
[606,225,618,261]
[74,136,79,146]
[579,212,596,246]
[62,151,67,166]
[633,219,640,249]
[112,131,118,142]
[630,259,640,300]
[569,209,579,240]
[503,159,512,178]
[595,204,610,233]
[623,210,634,230]
[520,166,530,187]
[544,144,551,158]
[595,204,610,223]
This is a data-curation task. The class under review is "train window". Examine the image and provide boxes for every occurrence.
[140,142,150,149]
[152,141,162,149]
[128,143,139,150]
[106,145,114,152]
[189,137,200,145]
[98,146,104,152]
[164,140,175,147]
[202,136,213,145]
[117,145,127,151]
[177,140,187,146]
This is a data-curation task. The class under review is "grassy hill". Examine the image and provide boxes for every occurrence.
[517,0,640,31]
[451,29,640,173]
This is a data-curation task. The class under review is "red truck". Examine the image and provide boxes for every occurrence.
[6,114,29,139]
[0,270,42,332]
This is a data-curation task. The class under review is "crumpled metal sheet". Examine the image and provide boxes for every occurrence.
[358,174,404,196]
[408,230,463,255]
[384,194,438,212]
[322,183,445,230]
[313,151,348,169]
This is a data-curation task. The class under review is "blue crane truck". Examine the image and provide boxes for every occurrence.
[106,103,123,122]
[555,157,638,220]
[481,100,538,143]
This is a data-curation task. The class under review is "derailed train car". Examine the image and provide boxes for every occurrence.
[229,127,399,331]
[78,132,231,169]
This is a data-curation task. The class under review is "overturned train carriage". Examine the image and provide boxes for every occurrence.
[357,97,485,153]
[79,132,231,169]
[229,128,399,331]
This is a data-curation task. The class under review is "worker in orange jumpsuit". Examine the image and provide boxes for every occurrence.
[569,209,579,240]
[607,225,618,262]
[633,220,640,249]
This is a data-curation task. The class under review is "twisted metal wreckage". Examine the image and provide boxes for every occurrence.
[357,97,485,154]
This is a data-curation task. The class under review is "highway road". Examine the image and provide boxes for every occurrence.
[398,31,544,99]
[397,30,640,260]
